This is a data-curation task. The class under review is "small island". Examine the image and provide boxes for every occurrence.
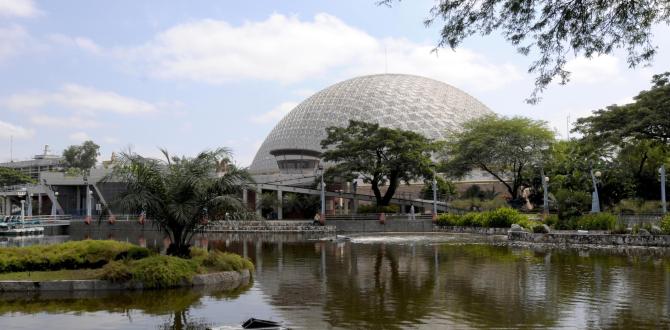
[0,240,253,291]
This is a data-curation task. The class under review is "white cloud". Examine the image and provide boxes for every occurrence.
[0,120,33,139]
[5,84,158,115]
[47,34,101,54]
[565,55,621,84]
[29,114,100,128]
[122,13,521,89]
[103,136,119,144]
[0,0,40,18]
[0,25,31,62]
[68,131,90,142]
[250,101,299,124]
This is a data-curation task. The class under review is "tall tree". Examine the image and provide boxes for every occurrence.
[0,167,35,187]
[442,115,555,200]
[321,120,437,206]
[63,140,100,170]
[574,72,670,147]
[379,1,669,103]
[111,148,251,257]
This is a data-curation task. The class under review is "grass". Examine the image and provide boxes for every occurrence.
[0,241,254,289]
[0,269,102,281]
[0,240,149,273]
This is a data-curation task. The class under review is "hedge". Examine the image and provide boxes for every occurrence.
[436,208,531,229]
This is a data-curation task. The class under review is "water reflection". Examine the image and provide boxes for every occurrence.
[3,233,670,329]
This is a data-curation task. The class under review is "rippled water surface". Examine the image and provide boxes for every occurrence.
[2,232,670,329]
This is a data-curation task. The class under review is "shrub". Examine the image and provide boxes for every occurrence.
[357,204,400,214]
[203,250,255,272]
[100,261,132,283]
[481,208,524,228]
[479,198,509,211]
[532,224,549,233]
[130,255,199,289]
[436,213,461,226]
[115,246,152,261]
[661,214,670,234]
[514,217,536,231]
[544,214,559,228]
[576,213,617,230]
[0,240,138,273]
[459,213,483,227]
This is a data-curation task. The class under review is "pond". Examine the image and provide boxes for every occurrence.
[2,232,670,329]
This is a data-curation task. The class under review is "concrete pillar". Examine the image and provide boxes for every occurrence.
[38,194,42,216]
[277,190,283,220]
[26,192,32,217]
[76,186,81,214]
[344,197,349,215]
[242,189,248,208]
[255,186,262,217]
[3,198,9,215]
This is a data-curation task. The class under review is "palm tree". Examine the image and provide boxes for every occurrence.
[111,148,252,257]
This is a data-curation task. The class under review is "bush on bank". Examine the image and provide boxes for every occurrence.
[0,240,148,273]
[1,240,254,289]
[436,208,533,229]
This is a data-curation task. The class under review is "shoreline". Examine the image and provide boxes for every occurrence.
[0,269,251,292]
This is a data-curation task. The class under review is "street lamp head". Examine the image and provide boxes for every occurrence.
[544,176,550,183]
[54,191,59,196]
[595,170,602,178]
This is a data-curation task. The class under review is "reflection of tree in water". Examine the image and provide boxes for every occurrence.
[0,282,252,329]
[322,244,436,329]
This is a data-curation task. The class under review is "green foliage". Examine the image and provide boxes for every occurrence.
[203,250,255,272]
[321,120,438,206]
[544,214,559,228]
[576,213,617,230]
[532,224,549,234]
[110,148,251,257]
[0,240,137,273]
[553,189,591,221]
[660,214,670,234]
[63,140,100,170]
[514,217,536,231]
[442,115,555,200]
[614,199,665,214]
[482,208,525,228]
[380,1,667,103]
[421,175,456,200]
[436,208,528,228]
[100,261,132,283]
[357,204,400,214]
[0,167,35,186]
[130,255,199,289]
[436,213,461,226]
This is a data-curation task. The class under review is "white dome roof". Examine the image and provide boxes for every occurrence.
[249,74,493,174]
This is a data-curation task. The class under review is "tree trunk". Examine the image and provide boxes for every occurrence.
[380,173,399,206]
[371,177,383,206]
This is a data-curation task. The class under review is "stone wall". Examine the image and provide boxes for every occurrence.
[508,231,670,247]
[433,226,509,235]
[0,269,250,292]
[329,219,434,232]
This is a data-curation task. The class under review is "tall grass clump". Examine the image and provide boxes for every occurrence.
[130,255,199,289]
[0,240,148,273]
[203,250,255,272]
[660,214,670,234]
[576,213,617,230]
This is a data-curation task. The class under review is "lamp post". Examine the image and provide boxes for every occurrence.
[17,188,26,226]
[431,167,438,216]
[541,168,549,216]
[661,164,667,214]
[319,163,325,223]
[590,167,602,213]
[51,191,59,216]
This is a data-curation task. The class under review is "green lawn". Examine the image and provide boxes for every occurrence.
[0,269,103,281]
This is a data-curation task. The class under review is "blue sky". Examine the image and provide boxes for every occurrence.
[1,0,669,166]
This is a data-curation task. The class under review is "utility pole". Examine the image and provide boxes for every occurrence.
[319,163,326,223]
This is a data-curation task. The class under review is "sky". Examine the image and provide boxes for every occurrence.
[1,0,669,166]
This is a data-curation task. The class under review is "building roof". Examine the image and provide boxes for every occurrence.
[249,73,493,175]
